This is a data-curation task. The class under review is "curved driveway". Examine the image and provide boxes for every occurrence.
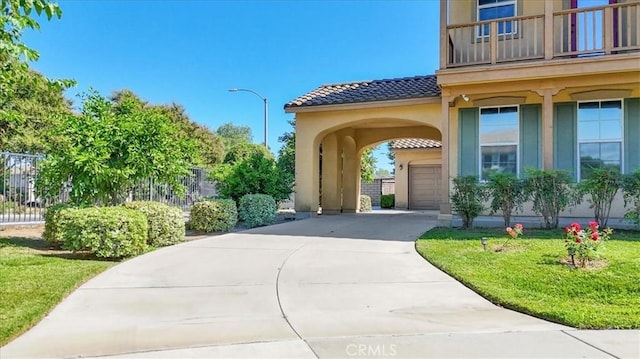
[2,212,638,358]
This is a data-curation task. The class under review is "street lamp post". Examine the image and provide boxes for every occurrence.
[228,88,268,148]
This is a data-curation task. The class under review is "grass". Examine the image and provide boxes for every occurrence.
[416,227,640,329]
[0,236,115,346]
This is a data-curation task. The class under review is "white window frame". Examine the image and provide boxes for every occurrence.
[576,99,625,181]
[478,105,520,181]
[477,0,518,38]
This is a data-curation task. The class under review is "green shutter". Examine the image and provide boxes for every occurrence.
[458,108,479,177]
[519,104,541,174]
[625,98,640,174]
[553,102,577,179]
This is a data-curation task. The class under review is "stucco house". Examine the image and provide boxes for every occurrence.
[284,0,640,225]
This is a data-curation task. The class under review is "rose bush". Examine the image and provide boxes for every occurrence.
[564,221,612,267]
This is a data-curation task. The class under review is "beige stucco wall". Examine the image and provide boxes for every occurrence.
[393,149,443,209]
[292,100,442,215]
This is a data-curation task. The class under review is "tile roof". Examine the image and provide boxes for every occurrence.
[284,75,440,109]
[390,138,442,150]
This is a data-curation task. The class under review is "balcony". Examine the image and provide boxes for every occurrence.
[444,2,639,68]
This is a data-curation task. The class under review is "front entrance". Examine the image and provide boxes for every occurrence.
[409,165,442,210]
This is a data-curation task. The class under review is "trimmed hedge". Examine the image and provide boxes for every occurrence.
[190,199,238,232]
[42,203,74,245]
[380,194,395,209]
[239,194,277,228]
[123,201,185,247]
[360,195,372,212]
[59,207,148,258]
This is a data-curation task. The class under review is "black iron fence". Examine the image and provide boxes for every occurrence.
[1,152,215,224]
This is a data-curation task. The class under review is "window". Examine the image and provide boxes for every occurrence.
[478,0,517,36]
[578,100,623,179]
[479,106,519,180]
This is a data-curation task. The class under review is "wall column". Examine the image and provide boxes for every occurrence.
[294,130,320,218]
[540,88,555,169]
[342,136,358,213]
[320,133,342,214]
[439,94,453,226]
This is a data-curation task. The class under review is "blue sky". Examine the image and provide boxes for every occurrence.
[24,0,440,171]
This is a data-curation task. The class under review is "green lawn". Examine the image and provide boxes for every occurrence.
[416,227,640,329]
[0,236,114,346]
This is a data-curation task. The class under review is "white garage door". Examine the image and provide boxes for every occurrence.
[409,165,442,210]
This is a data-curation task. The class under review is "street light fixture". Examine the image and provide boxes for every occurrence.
[228,88,268,148]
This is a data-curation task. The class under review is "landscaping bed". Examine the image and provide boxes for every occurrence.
[416,227,640,329]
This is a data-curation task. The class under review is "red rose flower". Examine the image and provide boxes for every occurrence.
[571,222,581,231]
[588,221,599,229]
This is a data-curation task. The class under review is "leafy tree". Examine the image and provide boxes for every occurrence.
[360,147,378,183]
[1,0,74,152]
[111,90,225,168]
[524,169,574,229]
[575,168,622,227]
[277,120,295,180]
[386,141,395,172]
[224,142,272,165]
[486,173,526,227]
[216,122,252,148]
[0,61,72,152]
[212,151,293,204]
[37,91,194,206]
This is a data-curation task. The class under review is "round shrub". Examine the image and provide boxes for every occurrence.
[123,201,185,247]
[59,207,148,258]
[43,203,74,245]
[380,194,395,209]
[360,195,372,212]
[190,199,238,232]
[239,194,277,228]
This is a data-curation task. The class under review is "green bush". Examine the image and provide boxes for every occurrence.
[451,176,487,229]
[59,207,148,258]
[123,201,184,247]
[575,168,622,227]
[360,195,372,212]
[42,203,74,245]
[190,199,238,232]
[486,173,526,227]
[380,194,394,208]
[210,151,293,203]
[239,194,277,228]
[523,169,574,229]
[622,170,640,227]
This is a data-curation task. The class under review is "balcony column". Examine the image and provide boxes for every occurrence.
[537,87,560,170]
[544,0,554,60]
[439,0,448,69]
[438,93,453,226]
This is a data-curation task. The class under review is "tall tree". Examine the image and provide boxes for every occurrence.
[216,122,253,148]
[110,90,225,168]
[1,0,73,152]
[38,91,194,205]
[277,120,295,180]
[360,147,378,183]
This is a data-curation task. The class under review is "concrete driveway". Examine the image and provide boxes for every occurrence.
[2,211,638,358]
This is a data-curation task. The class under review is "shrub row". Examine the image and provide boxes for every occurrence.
[44,201,185,259]
[190,194,277,231]
[451,168,640,229]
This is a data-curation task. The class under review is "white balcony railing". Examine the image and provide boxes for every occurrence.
[445,2,639,68]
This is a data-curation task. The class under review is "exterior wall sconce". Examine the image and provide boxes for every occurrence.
[399,163,404,171]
